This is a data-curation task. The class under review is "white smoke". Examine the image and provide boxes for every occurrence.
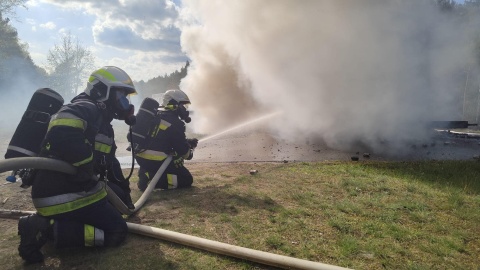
[179,0,476,154]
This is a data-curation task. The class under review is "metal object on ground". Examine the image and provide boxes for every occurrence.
[428,121,477,129]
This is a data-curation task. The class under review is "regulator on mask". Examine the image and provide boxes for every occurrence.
[178,104,191,123]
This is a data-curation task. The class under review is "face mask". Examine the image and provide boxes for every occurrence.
[110,90,136,125]
[178,104,191,123]
[116,91,130,111]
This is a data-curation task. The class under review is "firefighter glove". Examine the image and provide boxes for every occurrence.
[174,157,185,168]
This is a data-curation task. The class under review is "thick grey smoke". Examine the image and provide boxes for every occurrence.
[179,0,475,154]
[0,59,46,136]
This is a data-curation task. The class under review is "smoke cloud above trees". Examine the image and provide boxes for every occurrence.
[179,0,479,154]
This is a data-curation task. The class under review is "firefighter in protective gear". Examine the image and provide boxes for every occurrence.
[17,66,137,264]
[135,89,198,192]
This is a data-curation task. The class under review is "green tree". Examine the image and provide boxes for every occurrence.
[47,32,95,100]
[0,12,46,94]
[135,61,190,99]
[0,0,26,17]
[436,0,457,11]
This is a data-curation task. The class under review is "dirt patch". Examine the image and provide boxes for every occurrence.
[0,172,35,212]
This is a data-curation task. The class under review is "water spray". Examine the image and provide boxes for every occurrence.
[199,111,282,143]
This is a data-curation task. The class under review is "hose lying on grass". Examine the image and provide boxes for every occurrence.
[0,157,353,270]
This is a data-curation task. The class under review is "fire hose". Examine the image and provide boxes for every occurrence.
[0,157,352,270]
[0,156,171,215]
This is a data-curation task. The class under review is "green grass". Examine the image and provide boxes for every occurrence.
[1,160,479,269]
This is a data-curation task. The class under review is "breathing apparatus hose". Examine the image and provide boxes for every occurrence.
[124,126,135,181]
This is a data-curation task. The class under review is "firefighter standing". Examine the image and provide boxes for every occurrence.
[135,89,198,191]
[17,66,137,264]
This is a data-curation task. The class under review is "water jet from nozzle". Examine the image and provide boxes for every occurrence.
[199,111,282,143]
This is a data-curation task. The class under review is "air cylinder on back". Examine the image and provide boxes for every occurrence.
[128,97,159,153]
[5,88,64,159]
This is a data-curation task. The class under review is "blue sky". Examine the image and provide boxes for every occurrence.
[11,0,188,82]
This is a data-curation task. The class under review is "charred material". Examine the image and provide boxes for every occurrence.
[428,121,477,129]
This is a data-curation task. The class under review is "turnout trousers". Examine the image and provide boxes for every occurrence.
[47,198,128,248]
[136,157,193,191]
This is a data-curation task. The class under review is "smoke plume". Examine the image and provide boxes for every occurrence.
[179,0,476,154]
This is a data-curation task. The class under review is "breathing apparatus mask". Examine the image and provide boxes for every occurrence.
[178,103,191,123]
[108,88,136,126]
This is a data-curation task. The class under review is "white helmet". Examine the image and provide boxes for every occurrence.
[84,66,136,102]
[161,89,191,110]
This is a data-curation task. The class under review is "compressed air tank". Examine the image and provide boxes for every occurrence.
[5,88,64,159]
[128,97,159,153]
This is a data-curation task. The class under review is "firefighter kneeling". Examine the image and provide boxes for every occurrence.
[17,66,137,264]
[135,89,198,191]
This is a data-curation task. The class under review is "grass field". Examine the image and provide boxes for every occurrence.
[0,160,479,270]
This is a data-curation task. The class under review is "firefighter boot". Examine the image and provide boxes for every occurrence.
[137,168,149,192]
[18,214,50,264]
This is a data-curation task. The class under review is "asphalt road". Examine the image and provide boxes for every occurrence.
[116,127,480,168]
[2,125,479,169]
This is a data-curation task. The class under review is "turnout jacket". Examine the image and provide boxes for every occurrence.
[31,93,111,216]
[94,123,131,193]
[136,110,191,163]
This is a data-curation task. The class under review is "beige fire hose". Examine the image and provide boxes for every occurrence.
[0,157,353,270]
[106,156,173,215]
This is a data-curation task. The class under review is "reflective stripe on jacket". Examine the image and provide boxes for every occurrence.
[95,133,114,154]
[136,149,169,161]
[48,112,87,131]
[42,98,101,167]
[33,181,107,216]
